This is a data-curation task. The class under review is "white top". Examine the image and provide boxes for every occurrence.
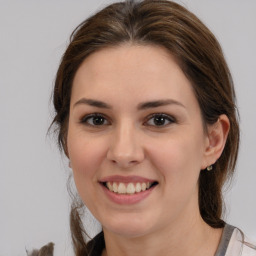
[215,224,256,256]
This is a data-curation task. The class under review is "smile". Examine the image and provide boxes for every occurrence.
[103,181,158,195]
[99,176,158,204]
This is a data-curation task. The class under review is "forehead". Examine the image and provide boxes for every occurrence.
[74,44,179,83]
[71,44,197,110]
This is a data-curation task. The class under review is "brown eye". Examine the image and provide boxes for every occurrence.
[81,114,109,126]
[146,114,175,127]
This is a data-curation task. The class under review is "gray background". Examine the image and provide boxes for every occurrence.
[0,0,255,255]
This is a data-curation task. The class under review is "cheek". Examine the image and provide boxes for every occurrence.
[67,133,108,193]
[146,131,205,189]
[147,133,205,217]
[69,132,104,168]
[150,134,204,169]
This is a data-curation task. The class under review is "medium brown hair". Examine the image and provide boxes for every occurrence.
[51,0,239,255]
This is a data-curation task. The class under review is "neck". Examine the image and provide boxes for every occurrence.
[102,212,223,256]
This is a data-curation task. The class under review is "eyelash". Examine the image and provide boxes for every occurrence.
[80,113,110,126]
[80,113,176,127]
[144,113,176,127]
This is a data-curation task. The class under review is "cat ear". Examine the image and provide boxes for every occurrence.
[26,248,39,256]
[26,242,54,256]
[37,242,54,256]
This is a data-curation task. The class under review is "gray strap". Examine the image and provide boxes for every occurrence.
[215,224,236,256]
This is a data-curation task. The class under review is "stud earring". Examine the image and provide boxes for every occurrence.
[206,165,213,171]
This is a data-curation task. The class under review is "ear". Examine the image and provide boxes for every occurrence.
[201,114,230,169]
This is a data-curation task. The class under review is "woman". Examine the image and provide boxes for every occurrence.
[50,0,255,255]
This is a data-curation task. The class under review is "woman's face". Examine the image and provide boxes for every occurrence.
[67,45,211,237]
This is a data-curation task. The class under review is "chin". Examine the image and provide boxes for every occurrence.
[102,215,154,238]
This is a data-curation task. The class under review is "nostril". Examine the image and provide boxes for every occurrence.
[108,157,140,168]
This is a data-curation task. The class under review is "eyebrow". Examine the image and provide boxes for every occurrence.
[73,98,112,109]
[137,99,185,110]
[73,98,185,110]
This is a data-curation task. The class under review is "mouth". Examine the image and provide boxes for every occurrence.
[100,181,158,195]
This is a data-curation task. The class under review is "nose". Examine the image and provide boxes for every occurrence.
[106,122,145,168]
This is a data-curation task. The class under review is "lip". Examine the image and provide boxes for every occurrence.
[100,182,156,205]
[99,175,156,183]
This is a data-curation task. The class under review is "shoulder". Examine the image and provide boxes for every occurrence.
[240,233,256,256]
[226,225,256,256]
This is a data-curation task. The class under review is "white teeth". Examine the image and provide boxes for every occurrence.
[141,183,147,191]
[105,181,155,194]
[135,183,142,193]
[113,182,118,192]
[118,183,126,194]
[127,183,136,194]
[106,182,113,191]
